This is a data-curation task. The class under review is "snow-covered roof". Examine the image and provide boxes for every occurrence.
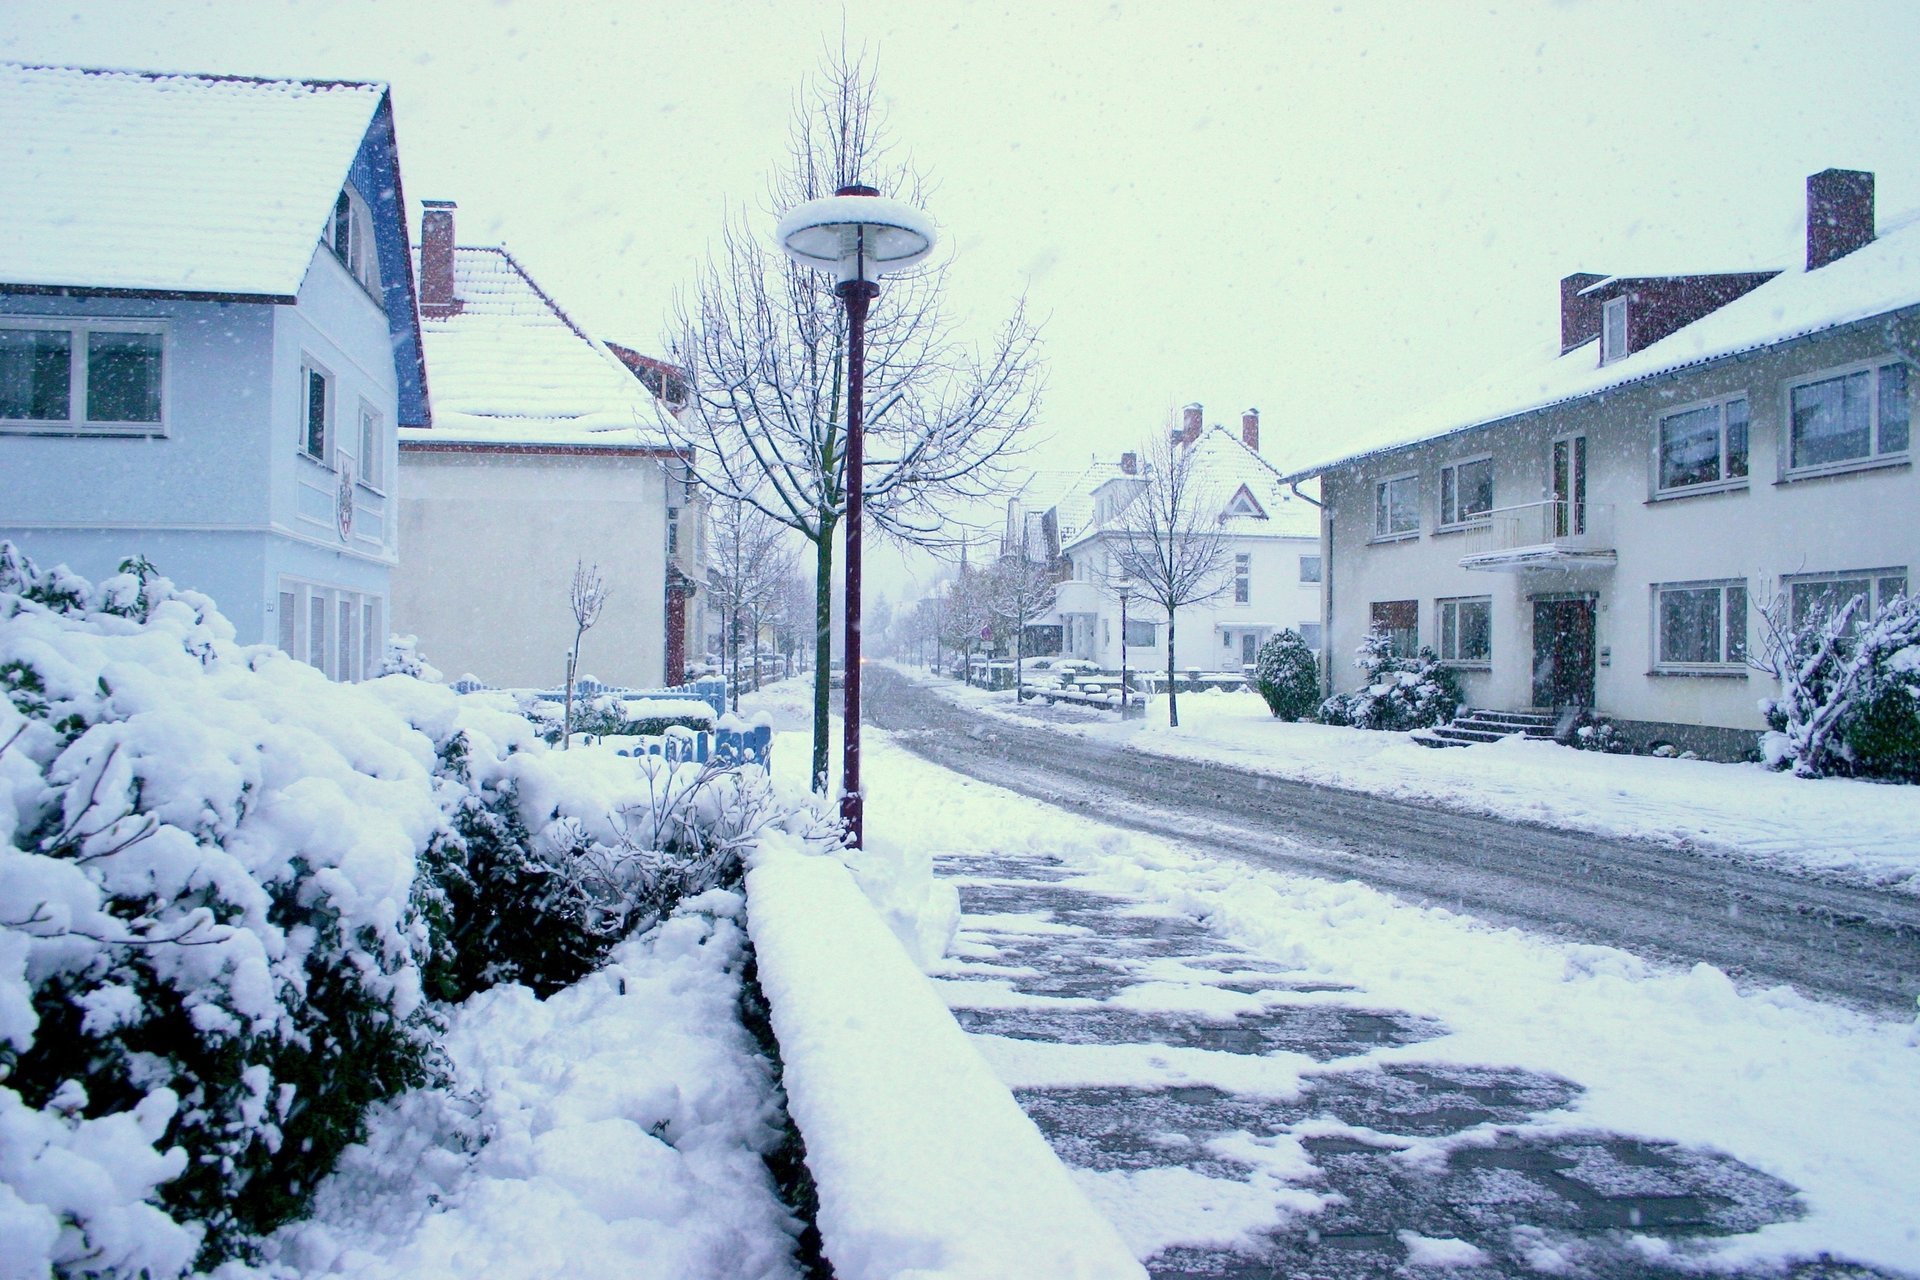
[403,246,673,450]
[1280,209,1920,482]
[0,62,386,297]
[1061,426,1319,552]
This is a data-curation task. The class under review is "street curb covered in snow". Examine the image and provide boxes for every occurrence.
[745,837,1146,1280]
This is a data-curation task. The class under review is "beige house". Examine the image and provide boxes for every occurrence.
[393,200,705,689]
[1282,170,1918,758]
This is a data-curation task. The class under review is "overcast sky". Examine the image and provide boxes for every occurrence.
[8,0,1920,597]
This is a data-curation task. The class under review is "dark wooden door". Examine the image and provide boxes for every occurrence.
[1531,597,1595,709]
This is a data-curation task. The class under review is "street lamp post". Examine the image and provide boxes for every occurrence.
[1116,579,1135,715]
[777,185,935,848]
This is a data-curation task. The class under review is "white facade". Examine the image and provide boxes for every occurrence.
[0,65,426,679]
[1293,171,1920,757]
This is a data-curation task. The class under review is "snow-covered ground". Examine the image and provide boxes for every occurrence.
[829,704,1920,1276]
[235,893,800,1280]
[892,663,1920,895]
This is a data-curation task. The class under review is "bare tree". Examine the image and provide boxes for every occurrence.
[563,560,609,750]
[938,561,996,686]
[666,47,1043,792]
[709,498,797,711]
[1106,430,1233,727]
[987,553,1057,704]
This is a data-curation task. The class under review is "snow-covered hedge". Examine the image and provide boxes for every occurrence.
[1252,629,1320,721]
[1759,592,1920,781]
[1318,628,1462,731]
[0,547,776,1274]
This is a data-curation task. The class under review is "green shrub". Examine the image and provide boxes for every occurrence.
[1253,630,1321,721]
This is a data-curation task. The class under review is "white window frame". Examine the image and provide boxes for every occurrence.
[1652,579,1749,673]
[1232,553,1251,604]
[1601,296,1628,364]
[1437,455,1494,528]
[1123,618,1156,649]
[356,399,384,492]
[1298,621,1323,650]
[1437,595,1493,667]
[1783,357,1911,480]
[300,357,334,467]
[1784,567,1908,631]
[1653,392,1750,497]
[0,317,169,436]
[1299,553,1322,584]
[1372,472,1420,541]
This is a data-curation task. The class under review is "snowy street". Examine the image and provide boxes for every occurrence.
[864,665,1920,1017]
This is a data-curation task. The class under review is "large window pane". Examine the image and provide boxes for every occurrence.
[1725,585,1748,664]
[1460,458,1493,519]
[1792,577,1872,629]
[0,328,71,420]
[1792,370,1872,467]
[86,331,162,422]
[1459,599,1492,661]
[1659,404,1722,488]
[1659,588,1720,664]
[1725,397,1749,478]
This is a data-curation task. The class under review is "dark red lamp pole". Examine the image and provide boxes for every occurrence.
[776,182,936,849]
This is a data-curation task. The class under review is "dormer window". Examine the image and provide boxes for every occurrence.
[1600,296,1628,364]
[323,185,381,294]
[1223,484,1268,519]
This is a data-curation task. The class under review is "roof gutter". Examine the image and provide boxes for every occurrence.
[0,282,293,305]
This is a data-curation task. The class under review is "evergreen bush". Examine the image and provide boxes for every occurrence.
[1318,627,1463,731]
[1253,630,1321,721]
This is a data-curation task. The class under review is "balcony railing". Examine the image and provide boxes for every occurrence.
[1455,500,1616,572]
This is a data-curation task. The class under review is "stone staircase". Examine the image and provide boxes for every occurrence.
[1412,707,1561,750]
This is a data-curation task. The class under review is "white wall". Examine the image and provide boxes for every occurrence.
[393,448,671,689]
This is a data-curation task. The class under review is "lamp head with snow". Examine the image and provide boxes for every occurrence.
[776,183,936,286]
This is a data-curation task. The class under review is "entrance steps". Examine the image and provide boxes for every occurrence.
[1412,707,1560,750]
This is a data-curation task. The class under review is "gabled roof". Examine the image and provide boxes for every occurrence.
[1280,209,1920,483]
[0,63,388,297]
[1060,425,1319,552]
[403,245,673,450]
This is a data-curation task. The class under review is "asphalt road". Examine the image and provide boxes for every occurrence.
[863,666,1920,1017]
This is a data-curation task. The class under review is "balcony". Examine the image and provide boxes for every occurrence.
[1455,500,1617,572]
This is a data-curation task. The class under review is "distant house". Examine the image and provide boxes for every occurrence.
[1279,169,1919,758]
[0,62,429,679]
[392,200,704,689]
[1041,405,1322,671]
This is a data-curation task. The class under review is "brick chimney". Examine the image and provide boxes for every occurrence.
[1806,169,1874,270]
[1120,451,1138,475]
[1241,408,1260,453]
[420,199,461,317]
[1560,272,1606,353]
[1181,402,1202,445]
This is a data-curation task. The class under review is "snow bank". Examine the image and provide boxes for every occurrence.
[253,892,800,1280]
[744,838,1143,1280]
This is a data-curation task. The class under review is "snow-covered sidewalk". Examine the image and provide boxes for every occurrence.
[848,721,1920,1276]
[892,663,1920,894]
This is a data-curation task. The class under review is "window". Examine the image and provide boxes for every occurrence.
[301,361,331,463]
[0,321,164,432]
[323,186,381,293]
[1298,622,1323,650]
[278,590,297,655]
[1601,296,1627,363]
[1788,360,1909,474]
[1124,619,1156,647]
[1438,596,1493,665]
[1787,569,1908,630]
[1438,457,1494,526]
[1657,395,1748,492]
[1373,473,1419,539]
[1371,599,1418,657]
[357,401,383,489]
[1299,554,1322,584]
[1233,553,1251,604]
[1655,580,1748,669]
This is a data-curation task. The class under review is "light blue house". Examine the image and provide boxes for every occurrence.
[0,63,429,679]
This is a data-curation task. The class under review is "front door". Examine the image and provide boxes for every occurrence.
[1550,434,1587,537]
[1531,596,1596,709]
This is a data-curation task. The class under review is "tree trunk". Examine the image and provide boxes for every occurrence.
[751,607,763,691]
[810,523,836,794]
[729,607,741,713]
[1014,603,1026,704]
[1166,612,1179,727]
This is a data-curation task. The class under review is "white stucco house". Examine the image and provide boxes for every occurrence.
[1043,405,1323,673]
[392,201,704,690]
[0,63,430,680]
[1279,169,1919,758]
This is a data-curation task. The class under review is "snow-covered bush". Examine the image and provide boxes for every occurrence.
[1,546,441,1269]
[1569,714,1633,754]
[0,545,783,1273]
[1252,629,1320,721]
[1317,628,1462,731]
[1758,592,1920,781]
[379,633,441,681]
